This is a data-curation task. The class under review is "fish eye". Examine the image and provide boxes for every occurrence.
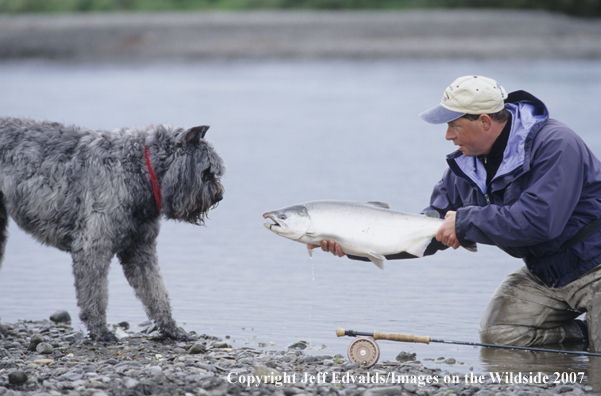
[279,215,286,220]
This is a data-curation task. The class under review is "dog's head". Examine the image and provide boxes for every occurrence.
[159,125,225,225]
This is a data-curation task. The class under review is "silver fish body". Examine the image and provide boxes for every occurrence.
[262,200,463,269]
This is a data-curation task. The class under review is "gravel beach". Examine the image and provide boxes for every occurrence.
[0,318,593,396]
[0,10,601,61]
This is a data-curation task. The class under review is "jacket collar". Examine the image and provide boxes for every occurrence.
[446,90,549,194]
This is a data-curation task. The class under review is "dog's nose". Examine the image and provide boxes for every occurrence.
[214,191,224,203]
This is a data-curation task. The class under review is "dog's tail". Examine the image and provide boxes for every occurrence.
[0,192,8,269]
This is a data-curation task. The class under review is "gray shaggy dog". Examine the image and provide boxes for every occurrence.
[0,117,224,342]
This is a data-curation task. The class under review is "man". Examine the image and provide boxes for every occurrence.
[315,75,601,352]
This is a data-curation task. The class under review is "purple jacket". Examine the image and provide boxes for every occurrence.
[425,91,601,287]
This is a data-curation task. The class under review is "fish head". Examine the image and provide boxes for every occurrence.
[263,205,311,240]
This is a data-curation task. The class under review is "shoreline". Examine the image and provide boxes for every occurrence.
[1,10,601,62]
[0,319,592,395]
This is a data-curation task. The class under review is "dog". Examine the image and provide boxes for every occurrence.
[0,117,224,342]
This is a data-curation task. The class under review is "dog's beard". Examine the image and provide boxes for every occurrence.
[183,186,223,226]
[183,211,207,226]
[183,203,216,226]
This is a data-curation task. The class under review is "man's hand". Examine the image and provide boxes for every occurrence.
[436,211,461,249]
[307,240,346,257]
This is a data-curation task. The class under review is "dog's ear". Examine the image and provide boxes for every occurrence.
[185,126,210,145]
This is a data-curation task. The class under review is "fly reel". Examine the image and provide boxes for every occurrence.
[338,327,601,365]
[347,336,380,368]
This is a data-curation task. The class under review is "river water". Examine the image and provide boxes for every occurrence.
[0,59,601,389]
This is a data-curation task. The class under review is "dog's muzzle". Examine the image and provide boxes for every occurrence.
[213,188,224,205]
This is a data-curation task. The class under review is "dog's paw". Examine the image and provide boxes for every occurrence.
[161,326,195,342]
[90,330,119,343]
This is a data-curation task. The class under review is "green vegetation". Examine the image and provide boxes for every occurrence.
[0,0,599,17]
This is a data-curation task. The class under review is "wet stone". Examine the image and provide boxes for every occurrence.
[364,386,404,396]
[556,385,575,393]
[36,341,55,354]
[189,343,208,354]
[49,310,71,324]
[0,318,591,396]
[8,370,28,385]
[117,321,130,330]
[287,341,308,350]
[302,355,317,363]
[28,333,46,351]
[396,351,417,362]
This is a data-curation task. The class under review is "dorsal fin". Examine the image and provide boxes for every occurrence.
[367,201,390,209]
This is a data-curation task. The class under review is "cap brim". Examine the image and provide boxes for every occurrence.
[419,104,465,124]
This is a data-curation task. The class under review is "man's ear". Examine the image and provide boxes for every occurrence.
[479,114,492,131]
[185,126,210,145]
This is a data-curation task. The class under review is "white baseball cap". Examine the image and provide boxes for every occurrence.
[419,75,508,124]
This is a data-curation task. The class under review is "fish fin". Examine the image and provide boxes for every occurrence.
[367,252,386,270]
[367,201,391,209]
[462,242,478,253]
[423,210,441,219]
[405,239,433,258]
[307,245,314,258]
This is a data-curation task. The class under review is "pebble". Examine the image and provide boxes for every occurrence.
[33,359,54,365]
[0,318,592,396]
[49,310,71,324]
[288,341,308,349]
[27,334,45,352]
[188,343,207,354]
[35,342,54,354]
[7,370,27,385]
[395,351,416,362]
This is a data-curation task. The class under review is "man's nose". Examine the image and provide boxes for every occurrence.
[445,126,455,141]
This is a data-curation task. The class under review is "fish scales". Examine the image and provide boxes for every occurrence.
[302,201,441,254]
[263,200,458,269]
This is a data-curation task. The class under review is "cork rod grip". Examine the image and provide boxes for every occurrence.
[372,331,431,344]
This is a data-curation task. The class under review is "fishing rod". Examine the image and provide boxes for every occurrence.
[336,328,601,368]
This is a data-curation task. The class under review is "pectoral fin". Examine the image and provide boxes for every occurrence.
[462,242,478,252]
[307,245,314,258]
[367,251,386,270]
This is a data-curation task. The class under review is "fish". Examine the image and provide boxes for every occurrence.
[263,200,476,269]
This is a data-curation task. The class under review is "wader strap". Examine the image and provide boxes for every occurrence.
[557,217,601,253]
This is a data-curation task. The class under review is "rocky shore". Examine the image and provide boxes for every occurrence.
[1,10,601,62]
[0,317,593,396]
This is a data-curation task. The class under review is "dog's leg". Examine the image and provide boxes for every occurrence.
[117,242,192,341]
[71,247,117,342]
[0,192,9,269]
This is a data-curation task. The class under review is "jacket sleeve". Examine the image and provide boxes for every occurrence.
[417,168,464,256]
[423,168,465,217]
[455,125,585,248]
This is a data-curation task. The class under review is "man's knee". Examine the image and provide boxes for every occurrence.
[479,324,533,346]
[479,320,587,347]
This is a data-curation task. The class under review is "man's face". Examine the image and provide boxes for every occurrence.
[445,116,491,157]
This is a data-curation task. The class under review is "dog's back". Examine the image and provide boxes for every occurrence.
[0,117,136,254]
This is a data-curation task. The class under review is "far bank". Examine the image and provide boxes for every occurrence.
[1,10,601,62]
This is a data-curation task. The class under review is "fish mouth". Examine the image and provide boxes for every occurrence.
[263,212,282,231]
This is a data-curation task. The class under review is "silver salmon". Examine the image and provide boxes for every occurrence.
[263,200,476,269]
